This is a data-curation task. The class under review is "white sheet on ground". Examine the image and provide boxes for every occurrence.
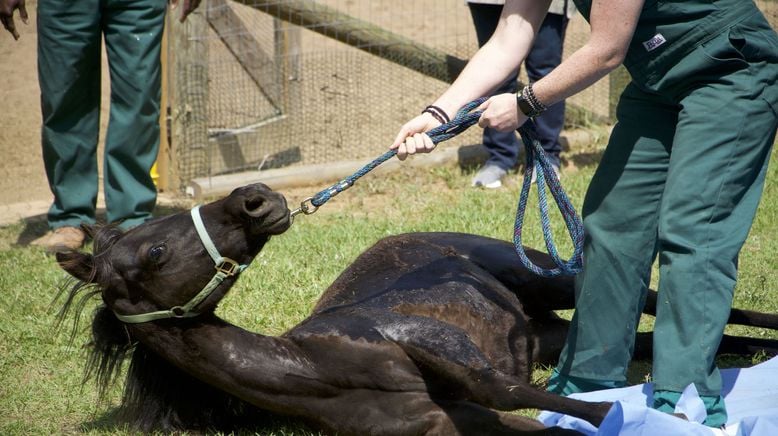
[538,356,778,435]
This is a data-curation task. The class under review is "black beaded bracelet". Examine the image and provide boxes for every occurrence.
[522,84,547,115]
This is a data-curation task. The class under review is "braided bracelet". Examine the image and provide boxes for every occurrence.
[422,105,450,125]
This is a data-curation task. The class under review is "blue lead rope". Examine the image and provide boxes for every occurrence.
[514,124,583,277]
[306,98,488,209]
[290,98,584,277]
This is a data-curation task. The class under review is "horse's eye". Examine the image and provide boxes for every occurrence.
[148,244,167,263]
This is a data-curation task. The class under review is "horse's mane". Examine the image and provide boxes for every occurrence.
[55,225,129,399]
[54,225,270,432]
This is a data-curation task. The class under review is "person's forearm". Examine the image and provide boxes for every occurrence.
[531,0,643,109]
[531,42,624,109]
[430,0,551,117]
[431,32,530,117]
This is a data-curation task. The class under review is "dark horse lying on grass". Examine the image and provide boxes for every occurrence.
[56,183,778,435]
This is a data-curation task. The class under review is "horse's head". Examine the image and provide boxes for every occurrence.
[52,183,288,430]
[57,183,290,322]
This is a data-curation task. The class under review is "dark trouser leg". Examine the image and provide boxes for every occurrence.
[102,0,166,229]
[468,3,520,171]
[38,0,102,228]
[651,28,777,427]
[525,13,569,168]
[551,84,676,391]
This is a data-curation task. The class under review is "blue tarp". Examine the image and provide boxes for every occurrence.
[539,357,778,435]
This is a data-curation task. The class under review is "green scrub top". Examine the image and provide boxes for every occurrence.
[572,0,763,90]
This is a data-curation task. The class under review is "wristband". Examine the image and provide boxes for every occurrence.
[516,84,547,118]
[422,105,450,124]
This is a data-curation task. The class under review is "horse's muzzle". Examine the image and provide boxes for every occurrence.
[238,184,291,235]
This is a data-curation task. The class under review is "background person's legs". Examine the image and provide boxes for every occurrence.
[524,12,569,170]
[468,4,569,188]
[468,3,519,188]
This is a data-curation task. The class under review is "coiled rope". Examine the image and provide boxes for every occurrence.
[290,98,584,277]
[514,124,583,277]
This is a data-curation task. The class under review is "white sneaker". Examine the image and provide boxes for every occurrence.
[530,163,561,183]
[472,164,507,189]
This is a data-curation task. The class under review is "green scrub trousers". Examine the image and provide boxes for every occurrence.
[38,0,166,230]
[549,0,778,427]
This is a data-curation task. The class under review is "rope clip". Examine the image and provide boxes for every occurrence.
[290,197,319,220]
[290,179,353,222]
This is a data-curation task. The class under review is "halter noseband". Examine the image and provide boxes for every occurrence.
[113,205,249,324]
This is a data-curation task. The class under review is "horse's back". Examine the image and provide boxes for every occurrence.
[312,232,574,315]
[310,233,518,312]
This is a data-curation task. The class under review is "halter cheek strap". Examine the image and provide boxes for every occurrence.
[113,205,249,324]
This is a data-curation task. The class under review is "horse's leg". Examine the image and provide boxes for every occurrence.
[381,316,612,427]
[724,309,778,330]
[310,389,580,436]
[428,400,584,436]
[632,330,778,361]
[718,334,778,356]
[528,315,574,365]
[637,290,778,359]
[643,289,778,330]
[431,233,778,328]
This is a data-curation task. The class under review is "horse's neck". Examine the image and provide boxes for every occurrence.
[129,318,323,411]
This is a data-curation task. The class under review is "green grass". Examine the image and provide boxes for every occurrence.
[1,139,776,435]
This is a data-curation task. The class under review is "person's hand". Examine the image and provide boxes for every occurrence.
[391,112,442,161]
[477,93,527,132]
[0,0,28,41]
[170,0,202,23]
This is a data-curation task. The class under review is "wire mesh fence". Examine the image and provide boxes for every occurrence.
[167,0,778,193]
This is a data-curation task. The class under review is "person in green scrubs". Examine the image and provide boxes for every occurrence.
[0,0,199,252]
[392,0,777,427]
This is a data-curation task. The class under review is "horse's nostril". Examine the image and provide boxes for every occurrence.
[244,197,265,214]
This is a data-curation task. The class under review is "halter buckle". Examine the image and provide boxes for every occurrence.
[215,257,241,276]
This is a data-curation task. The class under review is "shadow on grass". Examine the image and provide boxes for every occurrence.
[567,150,605,170]
[78,407,126,434]
[14,214,48,246]
[455,142,605,174]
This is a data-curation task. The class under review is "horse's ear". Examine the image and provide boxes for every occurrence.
[56,251,96,283]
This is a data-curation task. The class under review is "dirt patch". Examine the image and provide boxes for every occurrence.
[0,1,49,206]
[0,0,112,215]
